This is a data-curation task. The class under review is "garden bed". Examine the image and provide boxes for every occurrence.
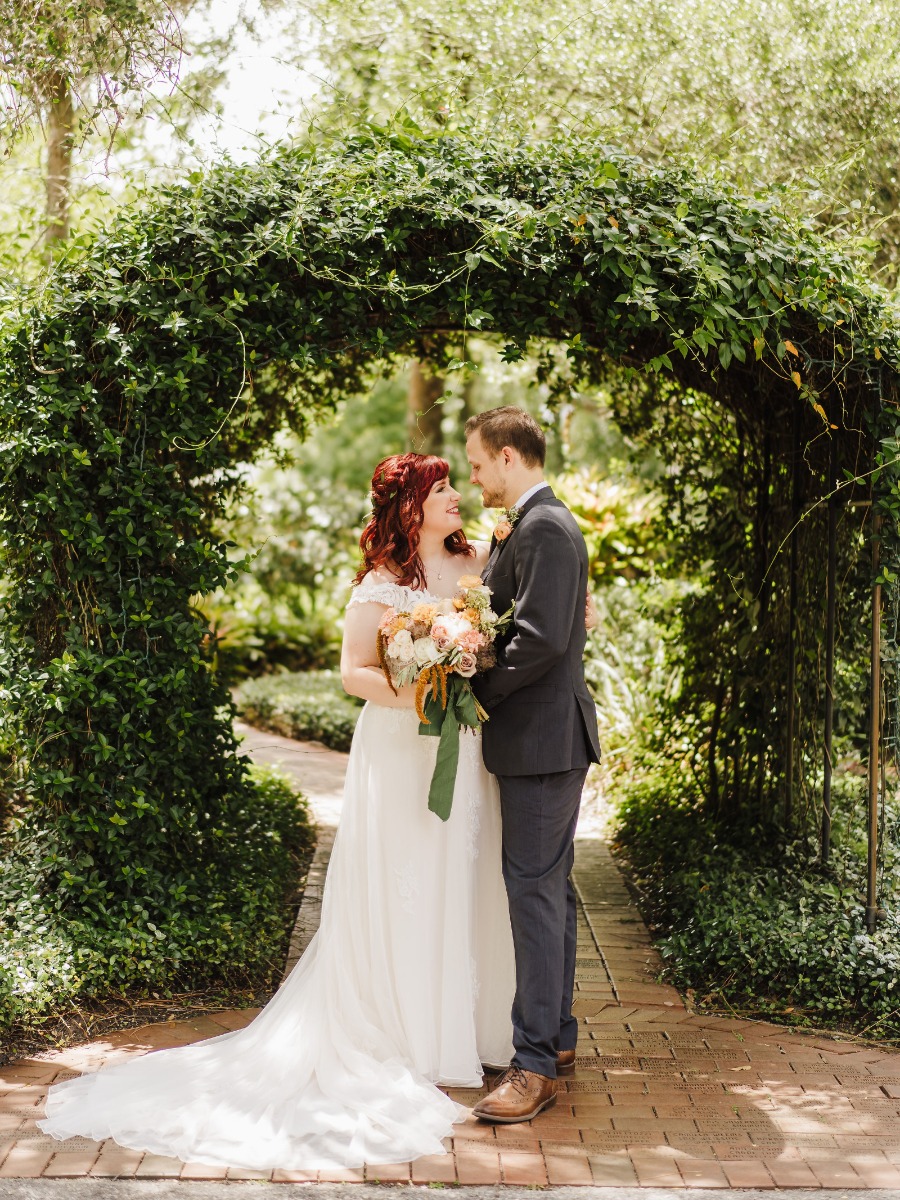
[234,669,363,752]
[614,769,900,1043]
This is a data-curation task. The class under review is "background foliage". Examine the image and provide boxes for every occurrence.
[236,671,363,752]
[617,773,900,1036]
[0,764,312,1025]
[295,0,900,282]
[1,121,900,1027]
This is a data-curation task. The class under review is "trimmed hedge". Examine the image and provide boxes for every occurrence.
[0,765,314,1027]
[236,670,363,752]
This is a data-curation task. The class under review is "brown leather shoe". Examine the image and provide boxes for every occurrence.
[556,1048,576,1076]
[480,1060,507,1076]
[472,1065,557,1124]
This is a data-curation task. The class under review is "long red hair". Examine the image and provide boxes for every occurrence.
[355,453,474,589]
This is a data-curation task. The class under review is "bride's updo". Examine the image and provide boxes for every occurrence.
[355,452,474,590]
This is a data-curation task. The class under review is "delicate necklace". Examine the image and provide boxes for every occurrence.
[432,544,449,581]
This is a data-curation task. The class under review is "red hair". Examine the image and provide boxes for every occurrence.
[355,453,474,589]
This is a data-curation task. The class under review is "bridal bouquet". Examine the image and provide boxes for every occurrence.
[377,575,512,821]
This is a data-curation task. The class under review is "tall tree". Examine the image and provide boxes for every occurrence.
[407,359,445,454]
[285,0,900,280]
[0,0,186,252]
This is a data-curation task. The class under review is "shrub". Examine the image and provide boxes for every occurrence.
[195,470,370,681]
[0,764,314,1028]
[200,584,346,680]
[615,767,900,1037]
[235,669,363,752]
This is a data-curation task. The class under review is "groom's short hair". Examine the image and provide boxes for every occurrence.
[465,406,546,467]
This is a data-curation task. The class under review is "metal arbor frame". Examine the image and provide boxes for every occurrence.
[782,399,885,932]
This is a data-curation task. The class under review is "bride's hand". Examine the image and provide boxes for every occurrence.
[584,590,597,632]
[341,603,421,708]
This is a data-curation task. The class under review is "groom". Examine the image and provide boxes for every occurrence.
[465,406,601,1124]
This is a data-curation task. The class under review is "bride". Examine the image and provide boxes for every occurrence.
[39,451,517,1170]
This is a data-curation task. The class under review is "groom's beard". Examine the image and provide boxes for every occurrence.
[480,485,507,508]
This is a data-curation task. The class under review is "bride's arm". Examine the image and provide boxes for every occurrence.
[340,602,417,708]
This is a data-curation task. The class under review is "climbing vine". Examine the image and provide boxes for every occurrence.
[1,119,899,1015]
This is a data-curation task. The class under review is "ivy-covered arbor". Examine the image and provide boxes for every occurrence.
[1,126,899,1004]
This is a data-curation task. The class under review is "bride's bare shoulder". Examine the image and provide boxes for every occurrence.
[470,541,491,571]
[365,565,401,585]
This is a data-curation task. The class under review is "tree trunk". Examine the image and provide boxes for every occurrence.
[708,678,725,814]
[407,359,444,454]
[45,72,74,255]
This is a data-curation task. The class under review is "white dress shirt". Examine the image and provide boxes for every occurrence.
[511,480,551,512]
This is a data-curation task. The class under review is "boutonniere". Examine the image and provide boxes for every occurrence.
[493,507,521,542]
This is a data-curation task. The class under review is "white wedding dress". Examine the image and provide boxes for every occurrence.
[39,579,516,1170]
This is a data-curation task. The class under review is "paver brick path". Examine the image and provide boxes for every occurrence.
[3,725,900,1187]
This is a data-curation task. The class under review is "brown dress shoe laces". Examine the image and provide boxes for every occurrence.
[496,1065,529,1094]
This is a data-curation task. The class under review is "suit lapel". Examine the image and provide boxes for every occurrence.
[483,539,501,584]
[517,485,556,516]
[482,486,556,584]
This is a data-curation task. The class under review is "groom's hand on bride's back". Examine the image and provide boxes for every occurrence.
[585,590,597,631]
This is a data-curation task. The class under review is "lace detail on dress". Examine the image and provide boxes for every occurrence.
[347,576,440,612]
[378,707,416,734]
[466,772,482,862]
[393,858,420,915]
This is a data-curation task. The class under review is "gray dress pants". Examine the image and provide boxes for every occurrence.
[495,765,588,1078]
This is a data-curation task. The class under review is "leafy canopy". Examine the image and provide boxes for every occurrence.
[1,124,899,1012]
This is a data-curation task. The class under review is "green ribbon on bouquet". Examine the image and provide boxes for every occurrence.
[418,674,483,821]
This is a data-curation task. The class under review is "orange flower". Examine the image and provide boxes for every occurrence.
[493,519,513,541]
[462,607,480,623]
[411,602,438,624]
[457,573,485,588]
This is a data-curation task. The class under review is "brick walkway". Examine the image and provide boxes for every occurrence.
[2,726,900,1187]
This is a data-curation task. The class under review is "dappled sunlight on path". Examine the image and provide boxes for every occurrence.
[2,726,900,1186]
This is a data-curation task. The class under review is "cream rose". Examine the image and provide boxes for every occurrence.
[456,651,478,677]
[389,628,415,665]
[414,636,440,668]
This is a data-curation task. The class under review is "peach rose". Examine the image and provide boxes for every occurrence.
[493,519,513,541]
[378,607,398,629]
[457,574,485,589]
[456,629,487,653]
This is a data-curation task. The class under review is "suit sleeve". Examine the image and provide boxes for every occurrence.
[475,514,581,710]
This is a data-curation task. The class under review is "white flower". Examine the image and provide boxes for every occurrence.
[392,642,416,666]
[437,597,456,615]
[480,608,499,626]
[386,629,415,666]
[414,636,441,667]
[435,614,474,640]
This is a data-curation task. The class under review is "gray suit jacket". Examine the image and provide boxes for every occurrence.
[474,487,602,776]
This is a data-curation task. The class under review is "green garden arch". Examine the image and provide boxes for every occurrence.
[2,126,899,1006]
